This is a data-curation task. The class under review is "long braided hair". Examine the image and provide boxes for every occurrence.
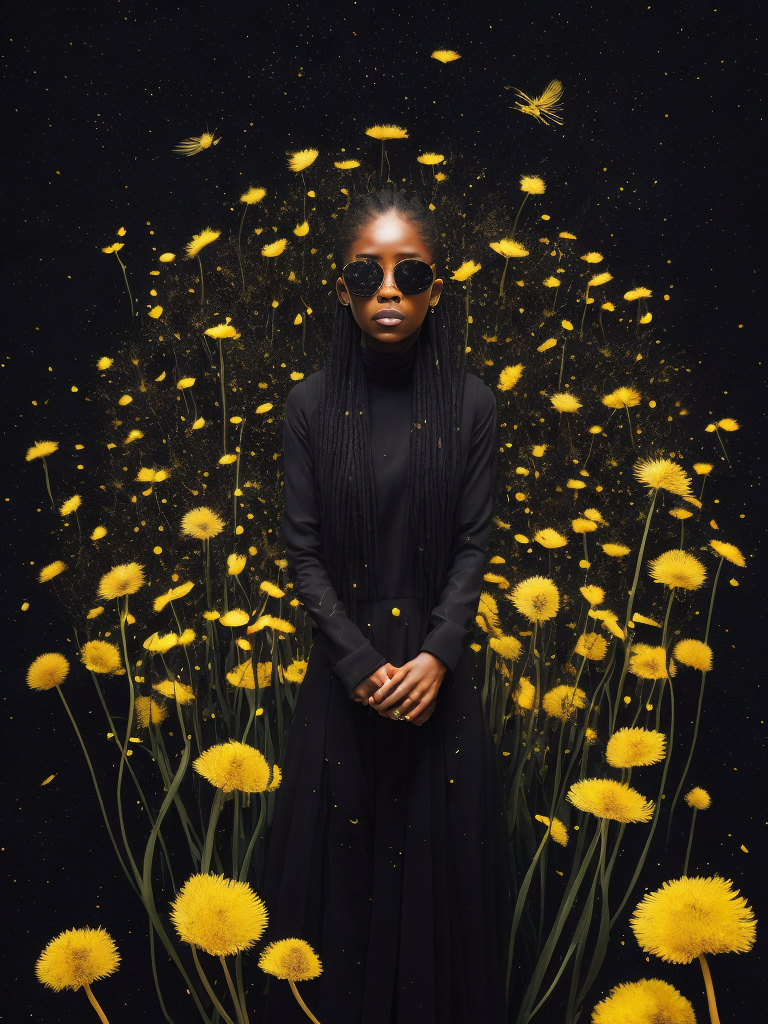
[313,189,467,626]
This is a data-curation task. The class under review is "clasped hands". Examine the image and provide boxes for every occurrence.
[351,652,447,726]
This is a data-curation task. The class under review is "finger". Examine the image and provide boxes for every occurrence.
[369,671,409,706]
[373,683,412,712]
[408,701,435,726]
[405,696,431,722]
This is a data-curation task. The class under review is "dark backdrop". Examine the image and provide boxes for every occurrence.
[2,0,762,1020]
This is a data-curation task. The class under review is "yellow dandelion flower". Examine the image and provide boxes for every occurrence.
[143,632,178,654]
[602,543,630,557]
[476,592,502,636]
[39,560,67,582]
[572,518,597,534]
[534,815,569,846]
[451,260,482,281]
[567,480,586,491]
[489,635,523,661]
[417,152,444,165]
[589,609,625,640]
[205,322,240,339]
[240,186,266,205]
[583,508,607,524]
[559,231,577,239]
[135,695,167,727]
[259,938,323,981]
[509,576,560,623]
[246,614,295,635]
[649,549,706,590]
[283,659,308,683]
[101,242,124,254]
[534,528,568,549]
[514,534,529,543]
[631,613,660,627]
[710,539,745,566]
[219,454,237,465]
[153,581,194,612]
[177,628,196,646]
[172,132,220,156]
[606,727,666,768]
[86,606,104,619]
[673,639,713,672]
[542,276,560,288]
[585,727,598,744]
[497,364,524,391]
[602,387,641,409]
[203,610,221,621]
[256,402,274,414]
[630,876,756,963]
[588,271,613,288]
[226,553,246,576]
[124,429,144,443]
[538,338,557,351]
[568,778,654,823]
[550,392,582,413]
[581,252,603,263]
[256,662,273,688]
[575,632,608,661]
[97,356,114,369]
[27,652,69,690]
[287,149,318,173]
[431,49,460,63]
[634,458,692,497]
[97,562,145,601]
[489,238,529,258]
[36,926,119,992]
[629,644,668,680]
[542,684,586,722]
[669,508,693,520]
[261,238,287,257]
[520,175,545,194]
[579,584,605,606]
[194,740,271,793]
[153,679,195,704]
[185,228,220,259]
[365,124,408,140]
[227,658,256,689]
[685,787,711,811]
[80,640,121,674]
[334,159,361,169]
[682,495,702,508]
[58,495,81,517]
[267,765,282,789]
[514,677,535,712]
[171,873,268,956]
[624,287,652,301]
[717,417,739,431]
[692,462,713,476]
[260,581,285,598]
[592,979,696,1024]
[219,608,250,628]
[532,444,547,457]
[181,506,225,540]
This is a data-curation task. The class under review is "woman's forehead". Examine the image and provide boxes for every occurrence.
[348,212,430,258]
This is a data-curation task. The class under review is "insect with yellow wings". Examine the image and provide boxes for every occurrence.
[172,132,221,156]
[511,79,564,126]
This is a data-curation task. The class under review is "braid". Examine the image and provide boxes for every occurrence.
[314,189,465,626]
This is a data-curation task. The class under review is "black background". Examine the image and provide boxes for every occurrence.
[2,0,762,1020]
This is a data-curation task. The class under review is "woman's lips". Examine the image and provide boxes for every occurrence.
[372,309,405,326]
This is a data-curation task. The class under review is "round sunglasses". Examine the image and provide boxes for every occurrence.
[342,258,436,297]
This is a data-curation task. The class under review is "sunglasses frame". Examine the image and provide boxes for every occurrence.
[342,258,437,297]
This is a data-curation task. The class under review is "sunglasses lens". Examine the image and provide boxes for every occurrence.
[394,259,435,294]
[343,260,383,296]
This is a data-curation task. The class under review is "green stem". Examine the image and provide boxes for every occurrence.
[114,251,135,318]
[219,338,227,455]
[197,254,205,309]
[220,956,247,1024]
[201,788,225,873]
[683,807,697,876]
[237,207,248,296]
[191,947,237,1024]
[511,193,529,239]
[41,458,55,510]
[625,489,658,626]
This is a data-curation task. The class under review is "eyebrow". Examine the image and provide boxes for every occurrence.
[354,251,424,259]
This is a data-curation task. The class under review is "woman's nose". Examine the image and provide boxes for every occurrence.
[377,265,401,296]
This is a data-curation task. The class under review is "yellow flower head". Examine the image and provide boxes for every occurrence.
[204,322,240,339]
[542,684,586,722]
[171,873,268,956]
[476,591,502,635]
[261,238,288,257]
[537,338,558,351]
[588,271,613,288]
[39,560,67,582]
[591,979,696,1024]
[630,875,756,963]
[135,695,168,727]
[489,238,529,258]
[185,228,220,259]
[257,662,273,689]
[451,260,481,281]
[648,549,707,590]
[534,528,568,549]
[58,495,81,517]
[532,444,547,457]
[219,608,250,628]
[334,159,361,169]
[542,276,560,288]
[246,614,295,635]
[97,562,145,600]
[514,677,535,712]
[685,787,711,810]
[287,149,318,173]
[136,467,170,483]
[227,553,247,576]
[81,640,122,674]
[710,539,745,566]
[606,727,666,768]
[489,635,523,661]
[240,186,266,205]
[417,152,445,165]
[568,778,654,823]
[574,632,608,661]
[717,417,739,431]
[431,49,461,62]
[669,508,693,520]
[195,740,271,793]
[259,938,323,981]
[583,508,607,525]
[629,644,668,680]
[27,652,70,690]
[550,392,582,413]
[143,631,178,654]
[365,125,408,140]
[601,542,630,557]
[693,462,713,475]
[181,506,225,540]
[673,639,712,672]
[634,458,692,497]
[153,581,194,612]
[497,364,524,391]
[283,659,308,683]
[36,926,120,991]
[153,679,195,704]
[227,659,256,690]
[589,609,625,640]
[97,356,114,369]
[102,243,124,254]
[509,576,560,623]
[579,585,605,606]
[602,387,641,409]
[260,580,285,598]
[520,175,545,195]
[580,252,604,263]
[572,518,597,534]
[624,287,652,301]
[534,815,569,846]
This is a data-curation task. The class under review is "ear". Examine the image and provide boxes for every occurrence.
[429,277,444,304]
[336,276,350,306]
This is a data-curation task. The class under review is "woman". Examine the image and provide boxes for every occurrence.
[261,189,510,1024]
